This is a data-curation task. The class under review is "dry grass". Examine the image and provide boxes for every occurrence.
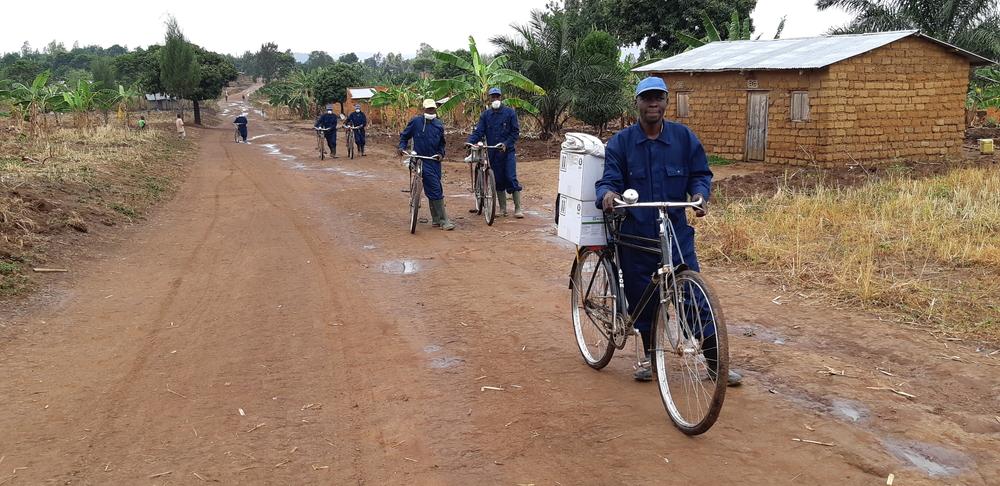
[1,114,193,296]
[701,167,1000,339]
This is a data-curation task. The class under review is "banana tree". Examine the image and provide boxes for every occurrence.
[431,36,545,125]
[370,84,422,132]
[62,79,99,129]
[677,10,786,49]
[7,71,63,134]
[113,83,142,127]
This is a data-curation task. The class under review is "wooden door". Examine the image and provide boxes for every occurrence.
[746,92,768,161]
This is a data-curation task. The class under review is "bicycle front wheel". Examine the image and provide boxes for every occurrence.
[570,247,617,369]
[473,165,485,215]
[483,167,497,226]
[234,129,239,143]
[347,132,355,159]
[409,168,422,234]
[318,135,325,160]
[652,269,728,435]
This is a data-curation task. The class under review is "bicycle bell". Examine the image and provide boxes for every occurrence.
[623,189,639,204]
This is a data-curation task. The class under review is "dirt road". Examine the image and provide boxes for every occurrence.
[2,94,998,484]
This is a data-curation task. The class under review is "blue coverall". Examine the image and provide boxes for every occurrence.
[347,111,367,153]
[594,121,714,351]
[314,113,338,153]
[468,106,521,193]
[399,115,447,201]
[234,115,248,142]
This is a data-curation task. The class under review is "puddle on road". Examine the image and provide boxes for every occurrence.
[247,133,277,141]
[881,438,971,477]
[731,322,789,345]
[830,398,866,423]
[422,344,464,369]
[379,260,421,275]
[260,143,296,161]
[287,163,376,179]
[429,356,464,369]
[362,244,376,250]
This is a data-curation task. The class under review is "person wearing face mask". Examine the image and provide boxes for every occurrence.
[467,87,523,218]
[314,107,339,157]
[346,104,368,156]
[399,99,454,231]
[595,77,742,386]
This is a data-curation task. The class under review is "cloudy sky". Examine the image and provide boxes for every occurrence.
[2,0,853,57]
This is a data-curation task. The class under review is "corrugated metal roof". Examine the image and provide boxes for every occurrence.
[348,88,376,99]
[636,30,994,73]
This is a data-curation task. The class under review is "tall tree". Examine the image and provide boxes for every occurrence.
[817,0,1000,61]
[304,51,334,71]
[90,57,117,89]
[314,62,365,113]
[159,16,200,116]
[189,46,238,124]
[584,0,757,55]
[338,52,359,64]
[254,42,296,82]
[570,30,628,134]
[114,46,163,94]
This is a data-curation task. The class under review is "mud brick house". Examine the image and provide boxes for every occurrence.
[636,31,994,166]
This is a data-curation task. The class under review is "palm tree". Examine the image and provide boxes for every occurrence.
[677,10,787,49]
[492,9,575,140]
[431,36,545,126]
[817,0,1000,60]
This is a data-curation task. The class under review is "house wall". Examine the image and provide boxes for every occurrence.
[654,36,971,166]
[817,36,969,164]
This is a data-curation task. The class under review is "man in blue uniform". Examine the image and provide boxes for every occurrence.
[233,113,249,143]
[468,87,523,218]
[399,98,454,231]
[595,77,741,386]
[314,107,339,157]
[347,104,367,156]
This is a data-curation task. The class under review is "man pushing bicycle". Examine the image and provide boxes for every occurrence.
[595,77,741,386]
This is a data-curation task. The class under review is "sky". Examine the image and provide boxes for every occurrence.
[2,0,854,58]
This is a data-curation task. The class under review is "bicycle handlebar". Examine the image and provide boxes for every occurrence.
[406,154,440,161]
[465,142,504,149]
[613,196,704,209]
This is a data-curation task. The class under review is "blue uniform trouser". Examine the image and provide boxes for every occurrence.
[620,226,714,353]
[489,148,522,193]
[238,125,247,141]
[324,131,337,153]
[421,159,444,201]
[355,129,365,151]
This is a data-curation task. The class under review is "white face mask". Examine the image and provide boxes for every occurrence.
[424,113,437,120]
[491,100,501,110]
[355,109,361,113]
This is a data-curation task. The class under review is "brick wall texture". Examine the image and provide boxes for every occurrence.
[657,36,971,166]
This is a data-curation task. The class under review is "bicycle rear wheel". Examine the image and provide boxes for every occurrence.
[652,269,728,435]
[483,167,497,226]
[409,167,422,234]
[570,247,617,369]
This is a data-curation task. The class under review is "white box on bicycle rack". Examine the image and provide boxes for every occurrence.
[558,133,606,201]
[557,194,606,247]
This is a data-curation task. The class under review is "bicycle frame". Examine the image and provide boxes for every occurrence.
[581,199,703,352]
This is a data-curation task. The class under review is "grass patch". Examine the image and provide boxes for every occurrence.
[1,114,194,298]
[700,167,1000,340]
[0,259,30,296]
[708,155,735,166]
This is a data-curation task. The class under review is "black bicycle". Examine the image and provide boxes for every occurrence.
[464,142,500,226]
[569,192,728,435]
[344,124,357,159]
[315,127,330,160]
[403,152,438,234]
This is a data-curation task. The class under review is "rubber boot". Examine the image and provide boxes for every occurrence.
[498,191,508,217]
[429,198,441,227]
[512,191,525,219]
[432,200,455,231]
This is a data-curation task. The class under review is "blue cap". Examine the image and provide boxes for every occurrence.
[488,87,502,95]
[635,77,668,97]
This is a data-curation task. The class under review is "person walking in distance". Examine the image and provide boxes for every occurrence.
[175,114,185,139]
